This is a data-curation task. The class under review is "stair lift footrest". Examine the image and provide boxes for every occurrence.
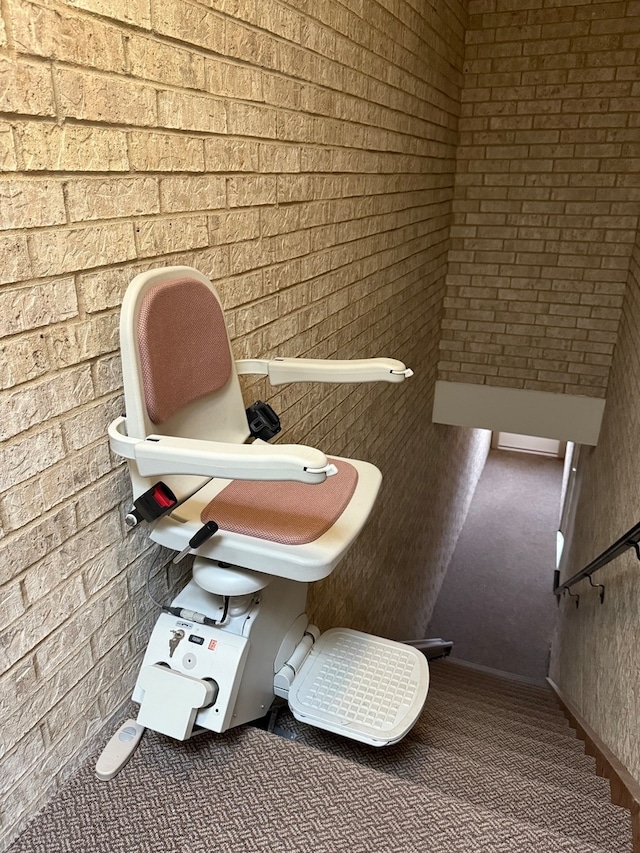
[288,628,429,747]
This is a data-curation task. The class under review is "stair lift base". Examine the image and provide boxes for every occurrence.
[96,571,429,778]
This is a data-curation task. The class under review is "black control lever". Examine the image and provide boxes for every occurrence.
[172,520,219,564]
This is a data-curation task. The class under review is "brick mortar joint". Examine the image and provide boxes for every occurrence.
[3,9,463,114]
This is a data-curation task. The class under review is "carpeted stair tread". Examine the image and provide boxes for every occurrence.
[427,685,574,737]
[421,745,619,831]
[274,704,611,801]
[429,659,556,694]
[418,702,596,769]
[430,661,559,707]
[420,668,593,771]
[423,697,586,761]
[5,655,632,851]
[415,724,608,797]
[426,689,579,744]
[269,710,628,851]
[6,724,621,853]
[428,676,573,730]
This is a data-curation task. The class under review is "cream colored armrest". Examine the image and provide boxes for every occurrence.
[235,357,413,385]
[108,417,335,484]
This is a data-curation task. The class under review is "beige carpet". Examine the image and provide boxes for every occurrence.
[427,449,563,680]
[6,662,632,853]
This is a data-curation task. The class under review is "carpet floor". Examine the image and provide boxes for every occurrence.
[6,661,632,853]
[427,449,564,680]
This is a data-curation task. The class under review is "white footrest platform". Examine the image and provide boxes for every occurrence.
[288,628,429,746]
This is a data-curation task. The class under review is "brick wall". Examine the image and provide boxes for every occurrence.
[0,0,492,845]
[550,226,640,782]
[439,0,640,397]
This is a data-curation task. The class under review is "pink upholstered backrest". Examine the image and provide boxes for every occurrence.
[137,277,233,425]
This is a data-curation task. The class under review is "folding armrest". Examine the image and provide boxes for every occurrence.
[108,417,336,484]
[235,357,413,385]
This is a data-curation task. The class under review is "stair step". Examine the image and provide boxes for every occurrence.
[259,729,628,853]
[429,686,577,742]
[274,706,624,849]
[418,703,595,769]
[7,724,625,853]
[380,735,628,850]
[414,724,610,799]
[429,659,555,693]
[7,660,632,853]
[429,672,571,729]
[426,685,575,738]
[275,700,609,798]
[430,660,559,707]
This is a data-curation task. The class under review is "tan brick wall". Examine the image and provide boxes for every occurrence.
[439,0,640,398]
[0,0,490,845]
[550,225,640,782]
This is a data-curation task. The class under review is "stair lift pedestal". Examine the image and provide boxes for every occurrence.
[131,567,428,747]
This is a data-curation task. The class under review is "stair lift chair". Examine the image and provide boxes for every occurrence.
[97,266,429,779]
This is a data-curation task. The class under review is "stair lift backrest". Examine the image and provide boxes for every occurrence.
[120,266,250,501]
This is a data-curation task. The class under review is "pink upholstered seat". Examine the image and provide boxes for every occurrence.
[201,459,359,545]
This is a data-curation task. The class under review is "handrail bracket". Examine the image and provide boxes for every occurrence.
[565,588,580,608]
[587,574,605,604]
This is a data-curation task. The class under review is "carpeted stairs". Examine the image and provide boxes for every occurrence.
[6,660,632,853]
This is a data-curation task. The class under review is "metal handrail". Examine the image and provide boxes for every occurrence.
[553,520,640,605]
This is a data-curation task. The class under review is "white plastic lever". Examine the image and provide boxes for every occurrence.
[305,463,338,477]
[95,719,145,781]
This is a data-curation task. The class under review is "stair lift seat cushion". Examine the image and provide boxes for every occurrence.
[157,455,382,581]
[200,459,359,545]
[137,277,233,425]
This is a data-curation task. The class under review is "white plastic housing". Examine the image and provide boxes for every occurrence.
[137,665,218,740]
[133,610,249,734]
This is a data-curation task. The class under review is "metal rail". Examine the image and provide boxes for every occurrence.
[553,520,640,605]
